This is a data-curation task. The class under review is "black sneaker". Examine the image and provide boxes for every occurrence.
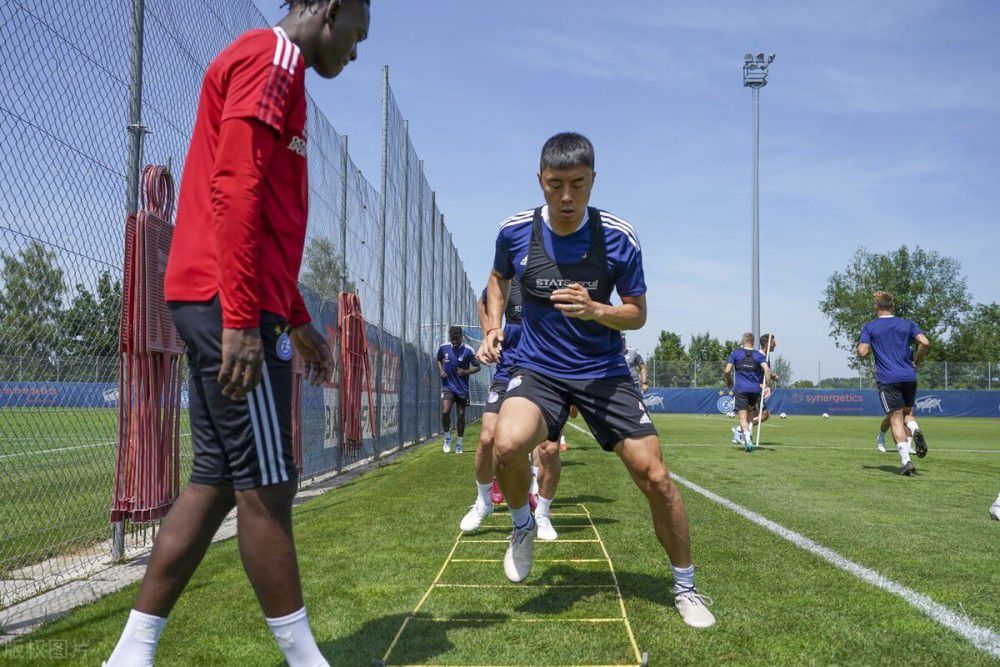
[900,461,916,476]
[912,430,928,458]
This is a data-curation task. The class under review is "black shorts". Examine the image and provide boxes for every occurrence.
[170,298,296,491]
[483,380,507,415]
[878,382,917,414]
[441,388,469,407]
[504,368,658,452]
[734,392,762,412]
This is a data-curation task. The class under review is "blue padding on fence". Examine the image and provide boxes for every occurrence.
[642,387,1000,418]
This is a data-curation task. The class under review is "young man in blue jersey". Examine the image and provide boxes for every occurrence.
[857,291,931,475]
[724,333,771,452]
[483,133,715,628]
[437,326,481,453]
[732,333,777,445]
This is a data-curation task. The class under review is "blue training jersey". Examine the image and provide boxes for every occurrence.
[493,206,646,379]
[436,342,479,397]
[481,285,523,385]
[728,348,767,393]
[860,316,921,384]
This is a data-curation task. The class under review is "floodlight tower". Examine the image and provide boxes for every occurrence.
[743,52,774,341]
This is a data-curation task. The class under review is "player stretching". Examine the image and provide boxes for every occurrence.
[105,3,369,666]
[724,333,771,452]
[437,326,481,453]
[856,291,931,476]
[732,334,777,444]
[462,280,562,541]
[484,132,715,628]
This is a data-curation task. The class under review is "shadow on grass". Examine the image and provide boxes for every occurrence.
[552,494,614,505]
[862,464,914,476]
[315,612,506,666]
[514,566,675,615]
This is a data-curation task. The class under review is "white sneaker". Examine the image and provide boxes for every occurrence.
[443,435,451,453]
[460,500,493,531]
[455,443,463,454]
[731,426,742,445]
[877,432,886,453]
[675,589,716,628]
[908,442,917,455]
[990,503,1000,521]
[536,514,558,541]
[503,519,537,583]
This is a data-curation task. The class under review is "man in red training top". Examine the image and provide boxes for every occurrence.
[105,2,369,666]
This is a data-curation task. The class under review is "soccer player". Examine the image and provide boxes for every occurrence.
[622,334,649,394]
[876,414,917,454]
[724,333,771,452]
[857,291,931,476]
[105,3,369,666]
[483,132,715,628]
[463,281,562,541]
[437,325,481,453]
[990,492,1000,521]
[734,333,777,444]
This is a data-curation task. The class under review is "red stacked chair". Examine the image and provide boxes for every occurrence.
[338,292,376,457]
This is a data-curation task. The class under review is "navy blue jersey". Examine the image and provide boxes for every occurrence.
[860,316,921,383]
[481,283,523,385]
[437,342,479,397]
[728,347,767,393]
[493,206,646,379]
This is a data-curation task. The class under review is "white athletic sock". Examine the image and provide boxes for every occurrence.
[509,503,533,529]
[897,442,911,465]
[265,607,328,667]
[476,481,493,505]
[536,495,553,517]
[105,609,167,667]
[457,436,463,446]
[530,466,540,495]
[994,492,1000,505]
[906,420,919,433]
[560,433,566,445]
[671,564,695,594]
[907,436,915,451]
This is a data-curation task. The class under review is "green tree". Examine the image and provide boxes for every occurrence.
[0,241,65,379]
[820,246,971,362]
[945,303,1000,361]
[792,379,815,388]
[302,238,355,302]
[60,271,122,379]
[647,330,689,387]
[687,332,739,387]
[769,355,792,386]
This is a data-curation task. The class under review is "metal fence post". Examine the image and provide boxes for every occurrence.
[414,161,424,442]
[429,192,437,435]
[398,123,410,449]
[336,134,349,472]
[114,0,148,564]
[375,65,390,460]
[944,361,948,391]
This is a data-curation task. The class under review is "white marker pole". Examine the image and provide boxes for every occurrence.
[755,333,774,448]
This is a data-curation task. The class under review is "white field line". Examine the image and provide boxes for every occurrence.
[658,442,1000,454]
[565,421,1000,659]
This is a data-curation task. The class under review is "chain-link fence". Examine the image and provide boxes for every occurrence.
[646,359,1000,390]
[1,0,482,630]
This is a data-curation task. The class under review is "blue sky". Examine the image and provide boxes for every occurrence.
[255,0,1000,379]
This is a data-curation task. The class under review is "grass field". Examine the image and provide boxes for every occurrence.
[0,409,192,575]
[1,413,998,665]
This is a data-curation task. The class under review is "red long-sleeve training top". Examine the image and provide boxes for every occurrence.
[165,27,310,329]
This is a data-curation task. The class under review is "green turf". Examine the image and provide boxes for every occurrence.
[0,409,192,575]
[2,414,998,665]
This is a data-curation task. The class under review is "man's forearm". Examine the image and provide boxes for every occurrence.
[486,272,509,332]
[914,344,930,365]
[592,302,645,331]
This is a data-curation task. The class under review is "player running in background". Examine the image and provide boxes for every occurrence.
[724,333,771,452]
[105,3,369,666]
[463,280,562,541]
[437,326,481,453]
[733,333,777,444]
[622,334,649,394]
[857,291,931,476]
[483,132,715,628]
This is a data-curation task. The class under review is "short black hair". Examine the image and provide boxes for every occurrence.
[448,325,462,338]
[540,132,594,171]
[759,333,774,347]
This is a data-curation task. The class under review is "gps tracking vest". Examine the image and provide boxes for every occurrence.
[736,348,763,377]
[521,207,612,336]
[505,277,523,325]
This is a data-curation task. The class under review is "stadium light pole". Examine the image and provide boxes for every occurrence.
[743,52,775,341]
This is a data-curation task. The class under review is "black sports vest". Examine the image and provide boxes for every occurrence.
[520,207,612,333]
[735,348,762,377]
[505,277,523,325]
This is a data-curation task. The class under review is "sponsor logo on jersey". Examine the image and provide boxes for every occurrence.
[520,255,528,266]
[487,391,499,404]
[534,278,600,289]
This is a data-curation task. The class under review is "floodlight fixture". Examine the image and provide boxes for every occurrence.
[745,53,753,61]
